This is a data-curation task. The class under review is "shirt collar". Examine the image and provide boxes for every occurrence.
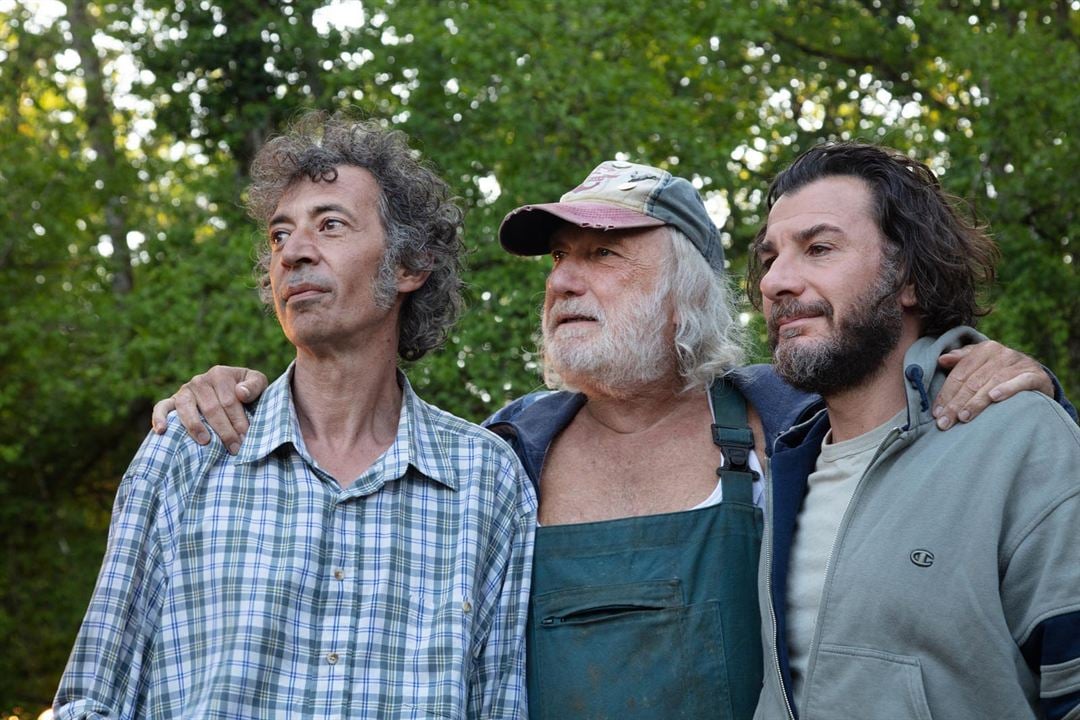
[236,364,459,491]
[235,363,303,465]
[393,371,460,490]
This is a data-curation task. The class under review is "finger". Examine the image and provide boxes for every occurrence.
[950,366,1046,427]
[237,369,270,403]
[987,372,1047,403]
[934,347,969,370]
[207,367,254,452]
[933,345,994,423]
[935,341,1047,429]
[933,341,1011,428]
[172,384,212,445]
[936,363,997,429]
[188,371,245,453]
[954,349,1045,410]
[151,396,178,433]
[216,367,267,453]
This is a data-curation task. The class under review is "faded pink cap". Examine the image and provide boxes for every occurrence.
[499,160,724,272]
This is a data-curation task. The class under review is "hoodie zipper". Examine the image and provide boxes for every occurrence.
[797,425,905,705]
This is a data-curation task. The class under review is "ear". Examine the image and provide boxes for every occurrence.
[899,281,918,309]
[396,266,431,294]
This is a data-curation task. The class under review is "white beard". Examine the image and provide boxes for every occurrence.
[541,284,675,395]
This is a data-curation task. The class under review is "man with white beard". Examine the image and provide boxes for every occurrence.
[152,160,1069,719]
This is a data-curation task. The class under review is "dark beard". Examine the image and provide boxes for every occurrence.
[768,274,903,397]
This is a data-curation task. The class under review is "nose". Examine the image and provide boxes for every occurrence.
[758,249,803,304]
[279,225,320,268]
[546,254,587,298]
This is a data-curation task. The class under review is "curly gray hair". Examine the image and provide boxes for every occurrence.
[247,111,465,361]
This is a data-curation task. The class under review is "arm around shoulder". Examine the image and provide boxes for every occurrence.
[466,450,536,720]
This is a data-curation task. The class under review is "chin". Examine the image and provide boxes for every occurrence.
[282,322,336,348]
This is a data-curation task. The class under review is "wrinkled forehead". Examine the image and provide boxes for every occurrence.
[768,176,876,225]
[549,223,672,251]
[271,165,383,219]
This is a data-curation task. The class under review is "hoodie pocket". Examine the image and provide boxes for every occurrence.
[803,644,934,720]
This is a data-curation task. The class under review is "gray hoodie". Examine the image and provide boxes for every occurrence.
[756,327,1080,720]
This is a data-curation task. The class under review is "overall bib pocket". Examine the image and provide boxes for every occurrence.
[530,579,730,720]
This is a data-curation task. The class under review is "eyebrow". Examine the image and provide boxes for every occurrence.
[794,222,845,242]
[757,222,845,253]
[269,203,356,228]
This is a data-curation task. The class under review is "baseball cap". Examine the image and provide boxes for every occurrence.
[498,160,725,272]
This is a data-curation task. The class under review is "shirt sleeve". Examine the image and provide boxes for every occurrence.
[53,431,177,719]
[466,453,537,720]
[1003,406,1080,720]
[1042,363,1078,424]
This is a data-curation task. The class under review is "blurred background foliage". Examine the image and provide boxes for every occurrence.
[1,0,1077,714]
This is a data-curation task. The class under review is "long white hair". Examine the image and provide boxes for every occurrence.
[666,227,748,390]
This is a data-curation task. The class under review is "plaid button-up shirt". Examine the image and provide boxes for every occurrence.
[55,368,536,719]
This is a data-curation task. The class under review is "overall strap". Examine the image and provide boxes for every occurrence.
[709,376,757,504]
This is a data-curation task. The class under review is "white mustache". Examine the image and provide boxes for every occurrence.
[546,299,605,326]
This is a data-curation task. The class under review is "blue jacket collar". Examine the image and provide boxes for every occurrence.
[485,365,821,490]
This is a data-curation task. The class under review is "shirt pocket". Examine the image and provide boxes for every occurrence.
[804,644,934,720]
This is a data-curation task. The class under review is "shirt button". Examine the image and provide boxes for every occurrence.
[462,600,472,613]
[326,652,339,665]
[333,569,345,581]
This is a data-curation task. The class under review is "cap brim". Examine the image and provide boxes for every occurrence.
[499,202,666,256]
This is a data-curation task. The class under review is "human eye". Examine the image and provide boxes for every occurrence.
[551,249,566,263]
[321,217,345,232]
[754,244,775,269]
[807,243,831,257]
[268,228,290,248]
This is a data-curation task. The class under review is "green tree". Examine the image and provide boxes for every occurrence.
[2,1,1075,714]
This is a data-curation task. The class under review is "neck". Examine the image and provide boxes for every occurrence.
[824,325,920,443]
[579,372,696,434]
[291,343,403,453]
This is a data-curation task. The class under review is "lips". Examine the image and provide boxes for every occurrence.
[556,313,598,326]
[768,300,832,340]
[775,312,820,329]
[282,282,329,303]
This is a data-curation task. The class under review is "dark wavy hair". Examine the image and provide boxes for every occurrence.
[247,111,465,361]
[747,142,999,336]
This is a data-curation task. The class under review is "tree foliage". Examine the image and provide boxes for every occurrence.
[1,0,1076,714]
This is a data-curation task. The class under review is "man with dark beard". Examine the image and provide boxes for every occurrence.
[151,158,1071,719]
[767,248,906,398]
[749,143,1080,720]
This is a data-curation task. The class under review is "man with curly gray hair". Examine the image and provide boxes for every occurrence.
[55,111,536,719]
[247,112,465,361]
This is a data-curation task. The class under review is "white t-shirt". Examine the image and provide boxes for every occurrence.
[690,449,766,510]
